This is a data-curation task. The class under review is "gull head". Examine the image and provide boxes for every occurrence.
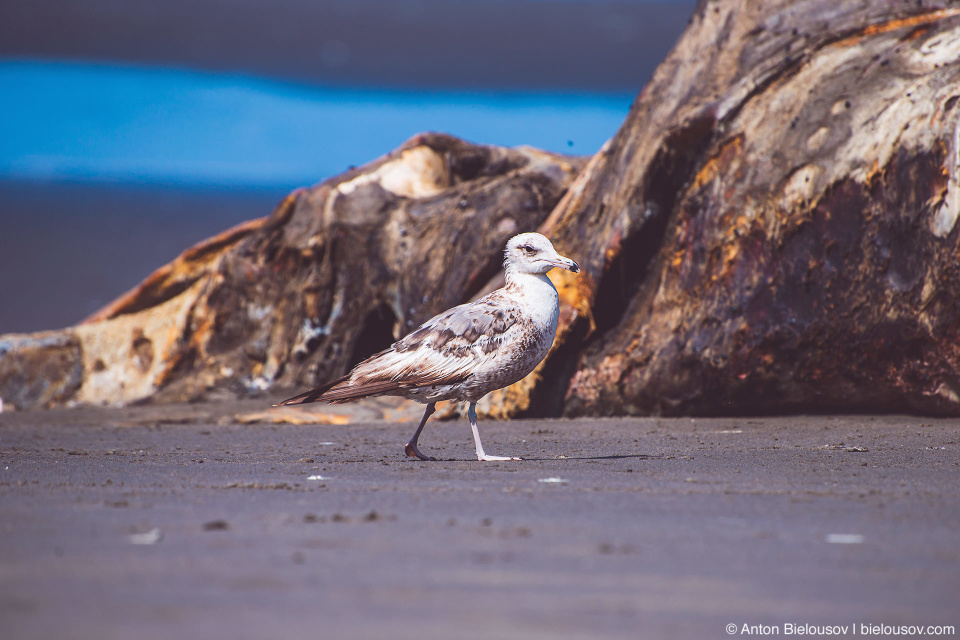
[504,232,580,276]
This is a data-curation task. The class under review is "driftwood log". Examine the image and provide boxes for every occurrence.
[0,135,583,409]
[3,0,960,417]
[540,0,960,417]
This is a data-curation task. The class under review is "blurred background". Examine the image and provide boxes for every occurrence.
[0,0,694,333]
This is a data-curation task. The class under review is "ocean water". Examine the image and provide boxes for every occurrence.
[0,60,633,190]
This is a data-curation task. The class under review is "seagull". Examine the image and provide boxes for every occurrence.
[275,232,580,461]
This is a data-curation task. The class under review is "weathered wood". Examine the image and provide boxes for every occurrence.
[0,134,583,409]
[530,0,960,416]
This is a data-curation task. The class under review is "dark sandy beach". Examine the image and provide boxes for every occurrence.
[1,402,957,638]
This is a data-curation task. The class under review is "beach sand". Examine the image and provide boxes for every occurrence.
[1,402,958,638]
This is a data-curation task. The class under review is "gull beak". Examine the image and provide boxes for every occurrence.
[548,254,580,273]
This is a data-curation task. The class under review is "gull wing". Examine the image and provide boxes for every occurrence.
[276,292,519,405]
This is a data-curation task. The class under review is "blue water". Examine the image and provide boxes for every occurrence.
[0,60,633,189]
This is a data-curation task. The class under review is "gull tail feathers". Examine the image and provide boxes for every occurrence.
[273,376,346,406]
[274,376,403,406]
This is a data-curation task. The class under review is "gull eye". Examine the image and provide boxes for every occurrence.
[521,244,536,255]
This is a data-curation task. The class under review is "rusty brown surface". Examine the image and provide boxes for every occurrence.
[0,331,84,409]
[545,0,960,416]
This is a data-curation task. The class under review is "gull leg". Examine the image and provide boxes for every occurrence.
[468,402,522,462]
[404,402,437,461]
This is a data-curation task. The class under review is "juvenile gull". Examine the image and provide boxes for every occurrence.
[275,232,580,461]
